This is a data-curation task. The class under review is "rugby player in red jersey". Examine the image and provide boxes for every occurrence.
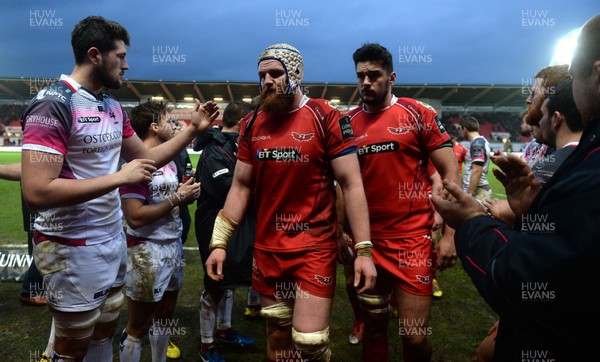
[346,43,460,362]
[205,43,376,362]
[450,136,468,177]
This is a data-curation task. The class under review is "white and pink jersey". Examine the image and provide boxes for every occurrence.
[120,162,182,241]
[22,75,135,245]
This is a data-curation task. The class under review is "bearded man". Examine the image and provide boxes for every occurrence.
[205,43,376,362]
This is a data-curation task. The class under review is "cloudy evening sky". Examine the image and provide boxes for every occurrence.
[0,0,597,85]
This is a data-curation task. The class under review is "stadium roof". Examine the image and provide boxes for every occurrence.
[0,77,527,112]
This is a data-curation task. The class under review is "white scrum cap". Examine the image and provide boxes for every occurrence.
[258,43,304,94]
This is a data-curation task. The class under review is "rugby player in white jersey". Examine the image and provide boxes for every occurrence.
[21,16,218,361]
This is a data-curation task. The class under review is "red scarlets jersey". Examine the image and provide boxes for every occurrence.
[452,142,468,174]
[348,96,450,238]
[238,96,357,252]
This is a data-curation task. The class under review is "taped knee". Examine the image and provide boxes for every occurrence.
[358,293,390,337]
[98,291,124,323]
[260,302,293,327]
[357,293,391,315]
[292,327,332,362]
[53,308,101,339]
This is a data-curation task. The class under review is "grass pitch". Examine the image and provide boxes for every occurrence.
[0,151,501,361]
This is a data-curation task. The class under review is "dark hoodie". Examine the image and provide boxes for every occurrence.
[194,128,255,289]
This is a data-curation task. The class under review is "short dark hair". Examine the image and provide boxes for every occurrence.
[130,101,168,140]
[352,43,394,74]
[223,101,252,128]
[71,16,130,65]
[460,116,480,132]
[546,79,583,133]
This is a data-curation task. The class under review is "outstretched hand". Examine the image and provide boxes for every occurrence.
[482,198,515,225]
[190,99,219,134]
[431,179,487,229]
[491,152,541,217]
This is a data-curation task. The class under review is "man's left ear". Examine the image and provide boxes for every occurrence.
[389,71,396,85]
[88,47,101,65]
[552,111,563,130]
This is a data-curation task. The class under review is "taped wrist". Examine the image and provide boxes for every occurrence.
[209,209,239,251]
[354,240,373,257]
[168,193,182,207]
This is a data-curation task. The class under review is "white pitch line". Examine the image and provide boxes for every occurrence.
[2,243,198,251]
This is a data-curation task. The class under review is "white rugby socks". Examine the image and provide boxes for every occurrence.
[118,332,141,362]
[149,326,170,362]
[83,337,112,362]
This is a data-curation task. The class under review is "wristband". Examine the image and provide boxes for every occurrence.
[169,193,181,207]
[354,240,373,258]
[354,241,372,249]
[209,209,239,251]
[356,248,372,257]
[174,192,185,203]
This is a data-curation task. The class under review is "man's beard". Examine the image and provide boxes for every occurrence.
[531,125,543,143]
[540,126,556,148]
[360,83,390,106]
[520,128,532,137]
[525,97,544,126]
[158,130,174,143]
[259,87,295,114]
[97,64,122,90]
